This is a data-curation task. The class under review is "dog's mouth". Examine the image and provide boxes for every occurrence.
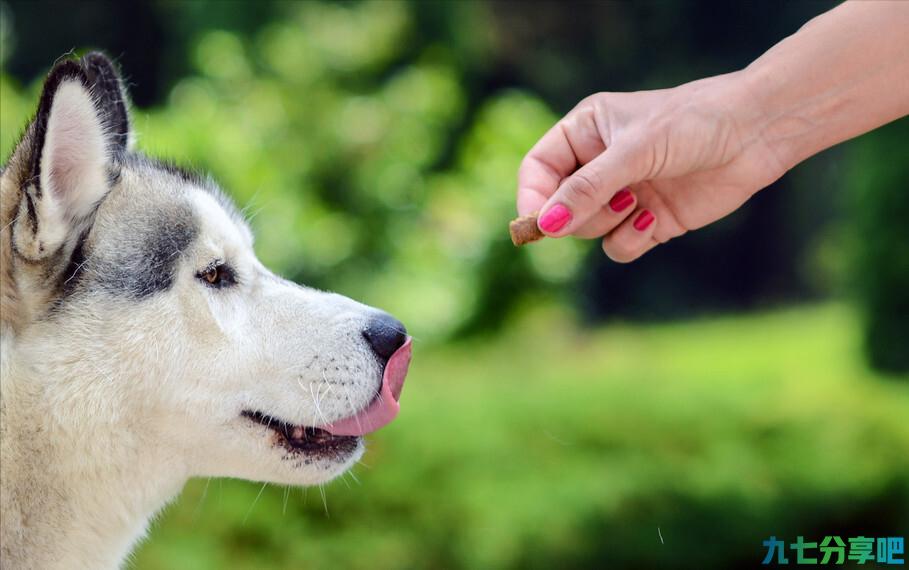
[319,337,412,436]
[241,337,412,458]
[241,410,359,455]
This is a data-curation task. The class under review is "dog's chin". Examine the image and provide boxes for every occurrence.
[240,410,364,483]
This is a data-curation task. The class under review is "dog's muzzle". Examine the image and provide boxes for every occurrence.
[320,315,412,436]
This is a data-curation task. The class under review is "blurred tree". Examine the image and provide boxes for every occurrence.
[2,0,280,106]
[2,0,902,349]
[2,3,907,567]
[847,118,909,374]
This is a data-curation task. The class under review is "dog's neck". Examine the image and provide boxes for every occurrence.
[0,334,188,570]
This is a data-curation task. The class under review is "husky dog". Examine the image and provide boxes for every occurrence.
[0,53,412,569]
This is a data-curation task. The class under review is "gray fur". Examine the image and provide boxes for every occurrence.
[65,158,201,301]
[94,203,198,299]
[2,52,406,570]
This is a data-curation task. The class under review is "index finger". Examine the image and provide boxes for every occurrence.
[516,107,606,216]
[517,124,577,216]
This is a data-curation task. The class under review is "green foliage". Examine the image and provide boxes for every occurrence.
[132,305,909,569]
[2,3,906,567]
[846,118,909,373]
[0,72,29,158]
[0,1,590,341]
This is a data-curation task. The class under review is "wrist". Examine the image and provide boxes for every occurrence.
[734,1,909,175]
[730,63,801,178]
[688,69,789,180]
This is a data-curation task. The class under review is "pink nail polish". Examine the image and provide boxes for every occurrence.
[609,188,634,212]
[538,204,572,233]
[633,210,654,231]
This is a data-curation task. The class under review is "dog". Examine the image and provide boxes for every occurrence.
[0,52,412,569]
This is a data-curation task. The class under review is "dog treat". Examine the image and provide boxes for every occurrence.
[509,212,544,246]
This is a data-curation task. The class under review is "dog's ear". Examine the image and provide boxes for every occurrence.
[12,52,131,261]
[80,52,132,152]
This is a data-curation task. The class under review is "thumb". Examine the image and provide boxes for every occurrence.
[537,145,641,236]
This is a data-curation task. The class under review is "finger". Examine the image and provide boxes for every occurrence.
[601,208,657,263]
[516,106,606,216]
[572,187,637,239]
[536,145,640,235]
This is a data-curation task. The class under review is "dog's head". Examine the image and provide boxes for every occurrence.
[0,53,411,485]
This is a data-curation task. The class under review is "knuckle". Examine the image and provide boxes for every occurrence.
[579,92,607,109]
[518,153,537,172]
[565,171,602,205]
[517,154,540,181]
[574,94,597,112]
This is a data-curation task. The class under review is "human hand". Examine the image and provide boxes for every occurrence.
[517,73,785,262]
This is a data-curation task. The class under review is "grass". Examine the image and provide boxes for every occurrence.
[132,304,909,569]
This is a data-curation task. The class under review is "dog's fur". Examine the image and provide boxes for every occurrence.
[0,53,399,569]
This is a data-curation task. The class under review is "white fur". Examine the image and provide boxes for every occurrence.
[1,77,392,569]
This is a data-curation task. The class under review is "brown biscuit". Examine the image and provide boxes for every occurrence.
[509,212,544,246]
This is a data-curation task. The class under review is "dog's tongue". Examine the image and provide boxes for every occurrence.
[320,338,412,436]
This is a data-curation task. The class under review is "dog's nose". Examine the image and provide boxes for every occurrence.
[362,313,408,363]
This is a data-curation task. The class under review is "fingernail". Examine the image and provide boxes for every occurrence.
[538,204,572,233]
[609,188,634,212]
[633,210,654,231]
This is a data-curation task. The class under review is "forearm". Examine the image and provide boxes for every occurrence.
[741,0,909,171]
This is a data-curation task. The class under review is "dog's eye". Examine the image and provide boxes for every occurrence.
[196,262,236,289]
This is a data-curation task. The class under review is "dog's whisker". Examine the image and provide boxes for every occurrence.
[318,483,329,518]
[0,211,22,233]
[63,247,100,285]
[239,188,264,214]
[192,477,212,519]
[309,382,329,427]
[341,384,364,434]
[244,204,268,223]
[242,482,269,525]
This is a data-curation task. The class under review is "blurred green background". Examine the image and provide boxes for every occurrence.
[1,1,906,568]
